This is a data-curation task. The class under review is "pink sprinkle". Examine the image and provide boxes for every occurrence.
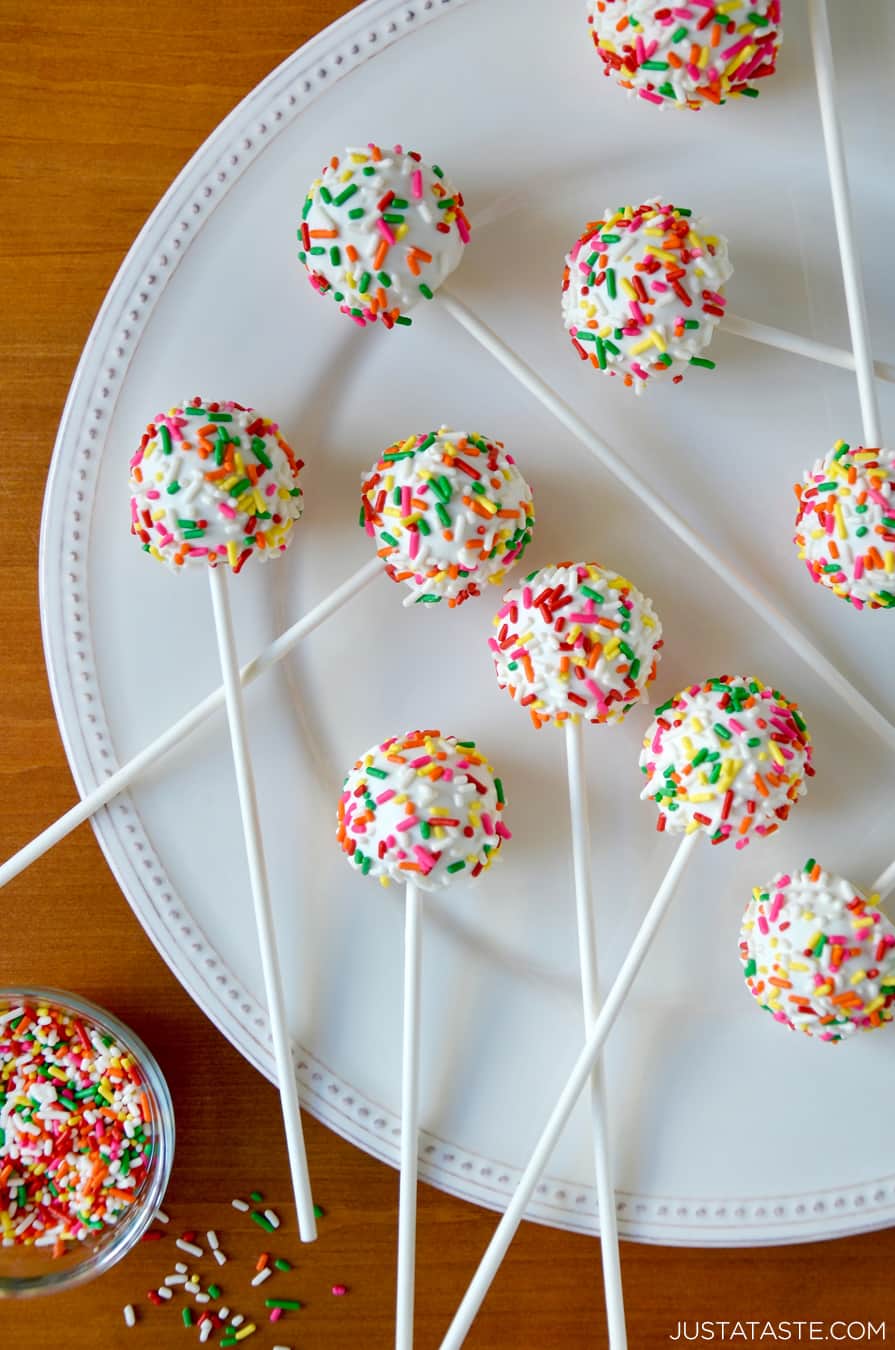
[410,755,432,769]
[269,1308,283,1323]
[219,503,236,519]
[769,892,785,923]
[332,1285,348,1297]
[377,217,397,246]
[411,169,423,199]
[639,89,664,105]
[396,816,420,832]
[757,915,769,935]
[495,821,512,840]
[408,528,420,561]
[481,813,494,836]
[413,846,436,873]
[376,789,396,806]
[854,556,865,579]
[456,214,470,245]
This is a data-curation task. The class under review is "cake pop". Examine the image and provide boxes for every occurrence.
[586,0,783,110]
[129,398,304,572]
[740,859,895,1040]
[337,730,509,890]
[489,562,663,728]
[794,441,895,610]
[639,676,813,847]
[298,143,470,328]
[562,200,733,391]
[361,428,535,607]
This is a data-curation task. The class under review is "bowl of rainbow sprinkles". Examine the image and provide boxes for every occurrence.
[0,988,173,1296]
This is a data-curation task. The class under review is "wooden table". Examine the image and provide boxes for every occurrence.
[1,3,892,1345]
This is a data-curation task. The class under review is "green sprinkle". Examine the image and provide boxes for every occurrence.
[419,283,434,299]
[319,185,333,204]
[671,24,689,41]
[208,412,233,422]
[358,271,371,294]
[689,357,716,370]
[380,531,399,547]
[274,1257,292,1272]
[208,1284,221,1299]
[446,861,466,874]
[600,233,621,244]
[366,766,388,780]
[330,246,341,266]
[641,59,669,70]
[229,477,251,498]
[605,267,616,300]
[251,437,272,469]
[377,271,392,288]
[165,481,180,494]
[334,183,358,206]
[313,1204,325,1218]
[713,723,732,741]
[159,424,172,454]
[184,406,207,416]
[348,207,365,220]
[435,503,451,529]
[182,1308,193,1328]
[251,1211,275,1233]
[265,1299,303,1311]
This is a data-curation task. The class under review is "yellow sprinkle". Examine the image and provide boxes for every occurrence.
[226,540,238,568]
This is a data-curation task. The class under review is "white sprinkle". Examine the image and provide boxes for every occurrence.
[231,1198,250,1212]
[219,1307,230,1321]
[175,1261,188,1274]
[200,1322,213,1344]
[251,1268,272,1287]
[165,1273,187,1286]
[232,1314,245,1328]
[123,1305,136,1328]
[186,1279,200,1292]
[206,1229,219,1250]
[273,1346,293,1350]
[263,1209,280,1230]
[213,1248,228,1266]
[195,1292,210,1304]
[154,1208,170,1224]
[156,1287,173,1301]
[176,1239,204,1258]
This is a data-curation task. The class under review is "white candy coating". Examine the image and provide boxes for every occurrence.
[489,563,663,728]
[740,864,895,1040]
[794,442,895,611]
[337,732,509,892]
[586,0,782,110]
[129,398,304,572]
[361,428,535,607]
[639,676,812,847]
[299,144,469,327]
[562,200,732,391]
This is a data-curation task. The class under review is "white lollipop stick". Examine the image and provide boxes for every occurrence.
[438,287,895,752]
[396,880,423,1350]
[564,720,627,1350]
[808,0,883,448]
[0,558,382,890]
[721,312,895,387]
[872,859,895,904]
[438,831,700,1350]
[208,564,317,1244]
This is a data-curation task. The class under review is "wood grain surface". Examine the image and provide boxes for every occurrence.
[0,2,892,1345]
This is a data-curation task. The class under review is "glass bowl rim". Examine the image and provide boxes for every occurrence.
[0,985,175,1299]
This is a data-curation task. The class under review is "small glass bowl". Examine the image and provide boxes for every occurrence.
[0,987,174,1298]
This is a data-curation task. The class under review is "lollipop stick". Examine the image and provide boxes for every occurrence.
[808,0,883,447]
[0,557,382,891]
[872,860,895,904]
[207,564,316,1243]
[438,286,895,753]
[396,880,423,1350]
[564,720,626,1349]
[721,312,895,387]
[438,831,700,1350]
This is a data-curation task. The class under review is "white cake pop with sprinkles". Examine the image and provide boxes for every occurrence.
[298,143,470,329]
[562,200,733,391]
[489,562,663,729]
[794,441,895,611]
[586,1,782,110]
[361,428,535,607]
[337,731,509,891]
[129,398,304,572]
[639,676,813,847]
[740,860,895,1041]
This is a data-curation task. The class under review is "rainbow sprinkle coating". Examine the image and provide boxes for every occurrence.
[298,144,470,328]
[740,860,895,1041]
[337,731,510,891]
[0,1001,155,1251]
[586,0,782,109]
[639,676,813,847]
[129,399,304,573]
[794,441,895,611]
[360,428,535,607]
[489,563,663,729]
[562,201,732,391]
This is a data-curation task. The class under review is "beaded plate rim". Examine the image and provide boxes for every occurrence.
[37,0,895,1245]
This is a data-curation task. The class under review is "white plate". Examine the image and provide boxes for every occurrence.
[40,0,895,1245]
